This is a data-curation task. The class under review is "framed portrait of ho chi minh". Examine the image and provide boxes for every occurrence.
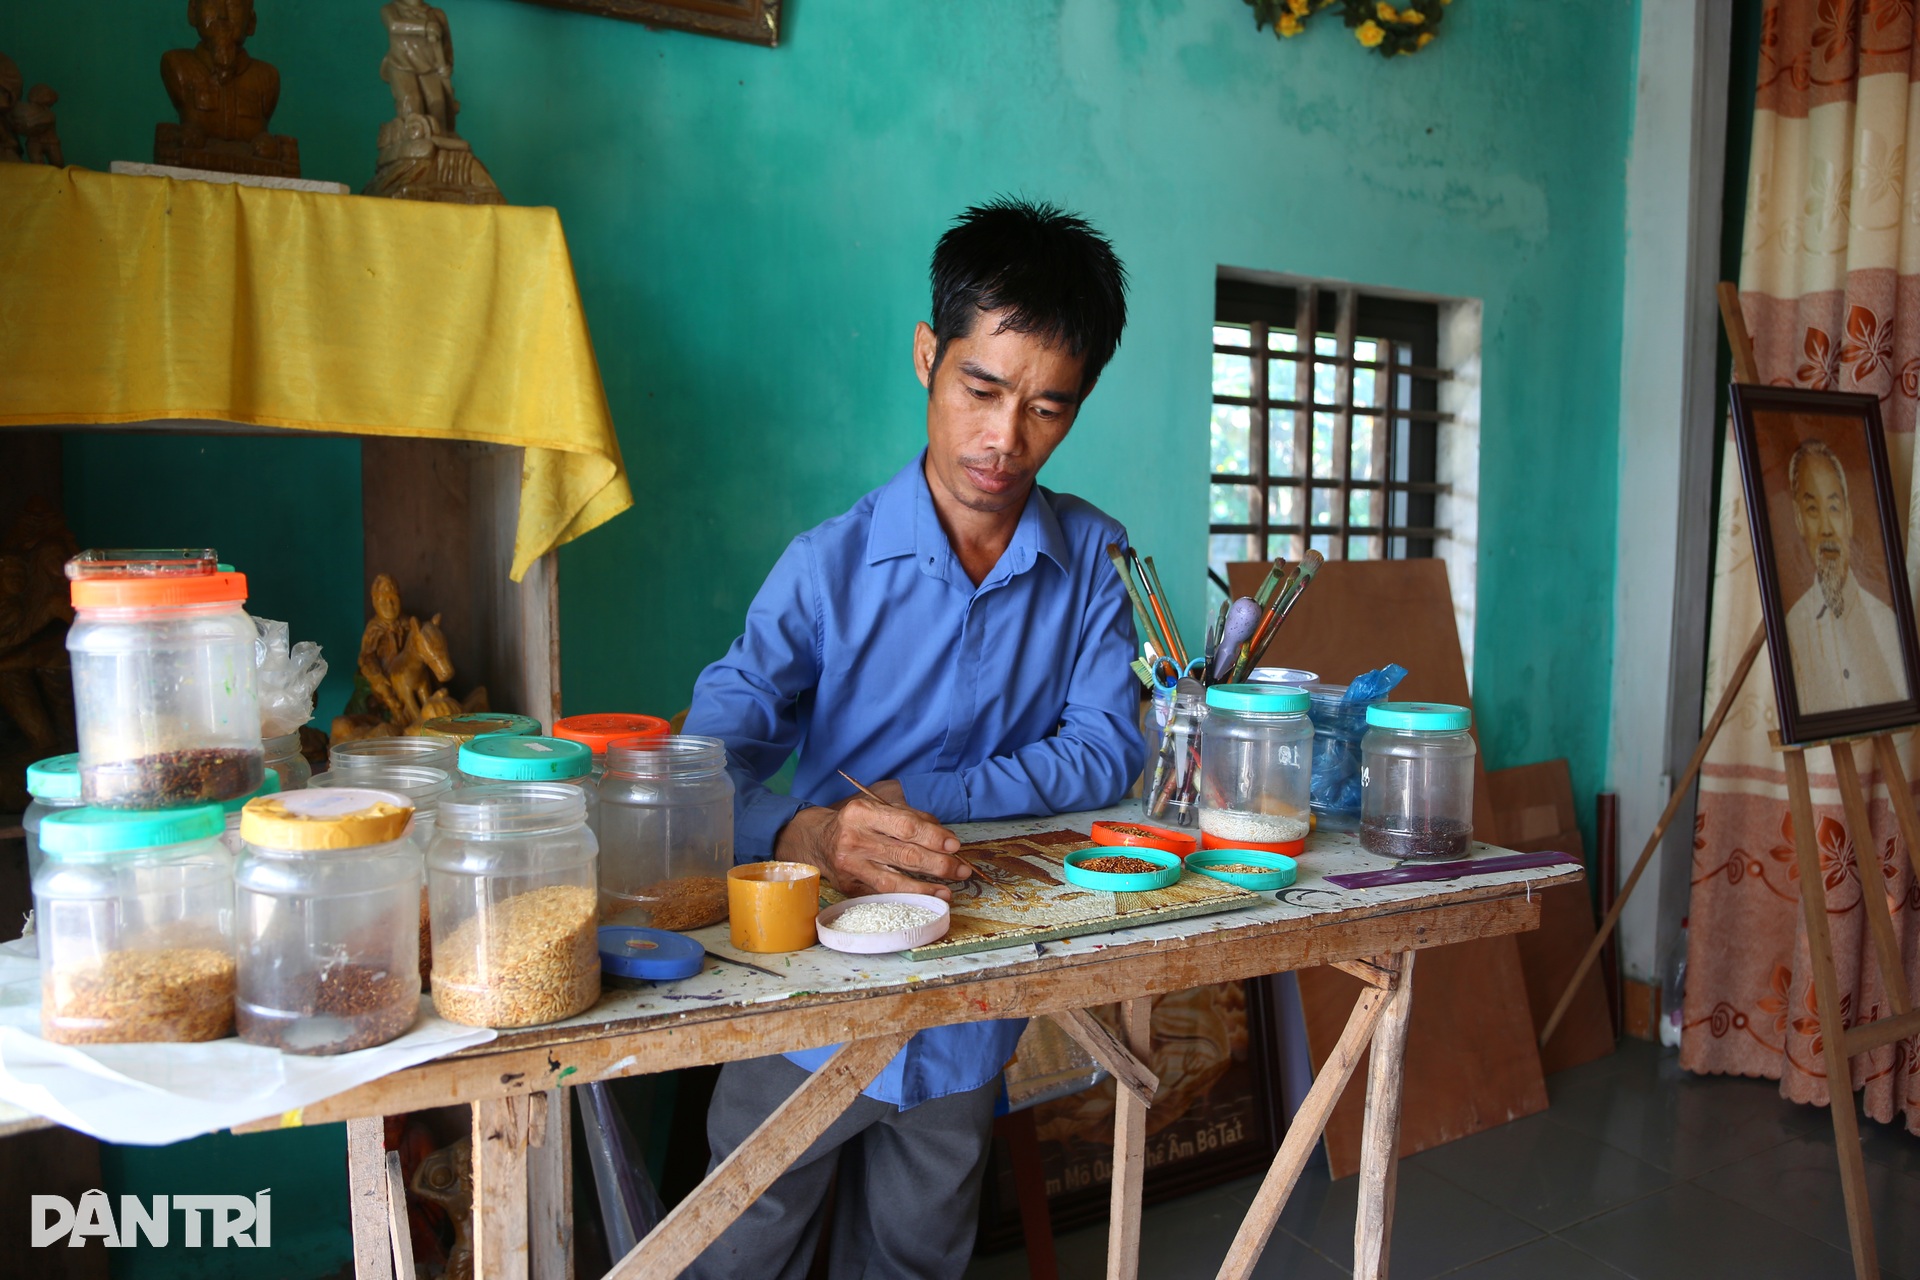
[1729,385,1920,745]
[508,0,779,46]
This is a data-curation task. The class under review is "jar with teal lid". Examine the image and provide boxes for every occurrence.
[417,712,542,746]
[24,754,85,878]
[1361,702,1476,860]
[34,804,235,1044]
[217,768,284,854]
[458,735,598,833]
[1198,683,1314,854]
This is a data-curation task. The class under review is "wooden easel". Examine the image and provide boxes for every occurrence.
[1775,729,1920,1280]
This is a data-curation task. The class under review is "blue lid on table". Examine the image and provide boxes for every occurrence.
[1204,683,1310,714]
[460,734,592,781]
[597,926,705,981]
[1365,701,1472,732]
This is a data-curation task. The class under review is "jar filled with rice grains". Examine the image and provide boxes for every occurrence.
[427,783,601,1028]
[35,804,235,1044]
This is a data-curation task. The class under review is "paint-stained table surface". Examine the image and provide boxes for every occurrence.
[243,802,1580,1130]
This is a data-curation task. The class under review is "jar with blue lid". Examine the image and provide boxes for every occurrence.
[1198,683,1314,854]
[458,735,598,833]
[33,804,235,1044]
[24,754,85,878]
[1360,702,1476,860]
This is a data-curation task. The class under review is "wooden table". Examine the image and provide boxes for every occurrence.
[233,804,1578,1280]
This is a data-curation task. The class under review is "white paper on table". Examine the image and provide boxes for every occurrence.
[0,939,495,1145]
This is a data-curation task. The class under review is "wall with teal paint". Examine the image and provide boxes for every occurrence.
[5,1,1634,1275]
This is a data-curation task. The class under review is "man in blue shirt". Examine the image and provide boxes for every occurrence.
[683,198,1145,1279]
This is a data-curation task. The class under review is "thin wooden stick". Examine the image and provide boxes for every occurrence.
[1540,622,1766,1047]
[1784,749,1883,1280]
[1354,952,1416,1280]
[1216,982,1394,1280]
[607,1033,910,1279]
[1049,1007,1160,1108]
[1106,998,1153,1280]
[1718,282,1760,384]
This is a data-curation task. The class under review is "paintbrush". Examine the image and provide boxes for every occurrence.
[1107,543,1169,657]
[1230,550,1323,682]
[1253,557,1290,609]
[838,769,894,808]
[1140,555,1188,666]
[1128,547,1185,667]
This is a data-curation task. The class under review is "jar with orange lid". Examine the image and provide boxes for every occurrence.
[65,550,264,808]
[553,713,671,779]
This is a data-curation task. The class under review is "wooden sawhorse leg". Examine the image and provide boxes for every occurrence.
[1217,952,1415,1280]
[601,1032,911,1279]
[473,1089,575,1280]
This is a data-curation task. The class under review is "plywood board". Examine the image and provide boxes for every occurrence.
[819,830,1257,960]
[1487,760,1614,1075]
[1230,558,1548,1175]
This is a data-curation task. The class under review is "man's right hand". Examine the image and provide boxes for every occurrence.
[775,797,973,900]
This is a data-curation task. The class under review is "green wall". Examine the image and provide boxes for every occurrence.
[5,1,1636,1275]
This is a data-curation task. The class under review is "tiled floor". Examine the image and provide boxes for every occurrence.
[963,1040,1920,1279]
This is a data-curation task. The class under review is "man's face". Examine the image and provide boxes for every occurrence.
[1792,453,1852,588]
[915,311,1090,519]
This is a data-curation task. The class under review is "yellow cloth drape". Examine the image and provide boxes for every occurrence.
[0,165,630,581]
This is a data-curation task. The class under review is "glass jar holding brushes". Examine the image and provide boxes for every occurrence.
[1116,547,1327,828]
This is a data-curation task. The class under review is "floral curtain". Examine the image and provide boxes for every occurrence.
[1686,0,1920,1132]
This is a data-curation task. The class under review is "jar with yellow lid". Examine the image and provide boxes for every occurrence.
[234,787,422,1054]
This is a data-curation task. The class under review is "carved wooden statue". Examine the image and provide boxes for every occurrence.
[330,574,487,743]
[155,0,301,177]
[0,53,60,166]
[364,0,502,205]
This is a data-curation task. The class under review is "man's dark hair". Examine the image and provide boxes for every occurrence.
[929,197,1129,390]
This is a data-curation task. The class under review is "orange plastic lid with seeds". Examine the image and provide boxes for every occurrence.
[70,570,248,610]
[1090,820,1199,857]
[553,713,672,753]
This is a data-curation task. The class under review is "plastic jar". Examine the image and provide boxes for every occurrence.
[235,788,421,1054]
[67,566,263,808]
[262,731,312,792]
[1198,683,1314,854]
[34,804,235,1044]
[458,735,598,831]
[218,770,284,854]
[310,765,453,992]
[415,712,542,747]
[24,754,85,879]
[553,713,671,779]
[1304,681,1386,833]
[330,734,460,777]
[1360,702,1477,860]
[597,736,735,932]
[428,783,600,1028]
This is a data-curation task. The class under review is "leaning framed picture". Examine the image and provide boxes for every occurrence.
[1728,384,1920,745]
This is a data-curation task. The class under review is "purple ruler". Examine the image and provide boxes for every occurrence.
[1324,849,1583,890]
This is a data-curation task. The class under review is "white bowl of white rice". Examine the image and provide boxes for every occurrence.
[816,892,952,954]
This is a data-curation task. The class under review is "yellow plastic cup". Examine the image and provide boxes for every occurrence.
[727,862,822,953]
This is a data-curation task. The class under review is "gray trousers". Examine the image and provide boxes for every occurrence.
[681,1052,1002,1280]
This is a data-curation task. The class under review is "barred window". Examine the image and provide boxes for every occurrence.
[1208,277,1455,595]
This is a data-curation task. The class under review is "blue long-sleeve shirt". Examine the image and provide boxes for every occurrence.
[684,451,1146,1106]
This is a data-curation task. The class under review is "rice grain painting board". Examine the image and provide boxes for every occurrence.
[828,829,1258,960]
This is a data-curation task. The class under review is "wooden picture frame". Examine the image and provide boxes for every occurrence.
[510,0,780,46]
[974,975,1285,1252]
[1728,384,1920,745]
